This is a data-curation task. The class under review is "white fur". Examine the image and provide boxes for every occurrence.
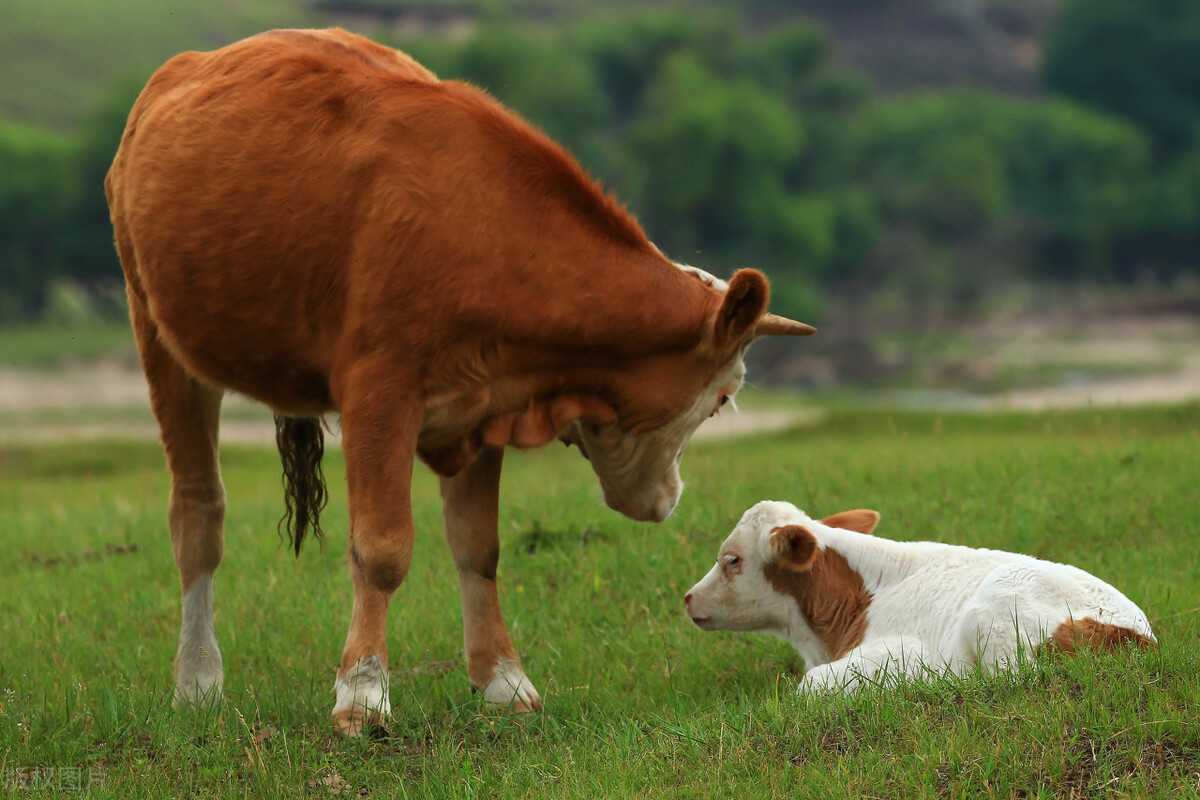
[482,659,542,710]
[687,501,1155,690]
[333,656,391,719]
[174,574,224,705]
[674,262,730,292]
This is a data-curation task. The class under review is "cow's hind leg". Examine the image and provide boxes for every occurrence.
[129,295,226,705]
[440,448,541,711]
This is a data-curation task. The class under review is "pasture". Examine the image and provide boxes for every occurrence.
[2,405,1198,797]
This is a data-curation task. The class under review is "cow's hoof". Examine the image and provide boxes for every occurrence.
[482,660,542,712]
[332,707,389,737]
[173,665,223,708]
[332,656,391,736]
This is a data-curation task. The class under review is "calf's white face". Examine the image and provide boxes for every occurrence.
[685,501,802,630]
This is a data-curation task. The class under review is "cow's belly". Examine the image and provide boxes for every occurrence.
[131,235,343,414]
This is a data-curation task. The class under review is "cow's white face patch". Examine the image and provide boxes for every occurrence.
[685,501,804,631]
[570,354,746,522]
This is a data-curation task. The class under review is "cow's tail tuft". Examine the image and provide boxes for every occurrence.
[275,415,328,556]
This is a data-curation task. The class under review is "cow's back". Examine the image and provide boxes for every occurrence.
[106,29,439,412]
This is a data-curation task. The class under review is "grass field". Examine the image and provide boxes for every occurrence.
[2,406,1199,797]
[0,322,134,370]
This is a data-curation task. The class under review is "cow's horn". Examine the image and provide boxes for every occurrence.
[754,313,816,337]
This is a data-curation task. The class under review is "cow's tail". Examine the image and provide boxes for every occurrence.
[275,415,328,556]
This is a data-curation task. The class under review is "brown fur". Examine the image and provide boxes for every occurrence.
[106,28,808,729]
[765,526,872,660]
[821,509,880,535]
[1048,617,1156,653]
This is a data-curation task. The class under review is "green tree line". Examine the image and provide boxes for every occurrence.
[2,0,1198,324]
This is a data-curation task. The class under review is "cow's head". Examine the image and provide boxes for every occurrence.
[561,268,814,522]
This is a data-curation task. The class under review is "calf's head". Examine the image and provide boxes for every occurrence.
[562,270,814,522]
[684,501,880,634]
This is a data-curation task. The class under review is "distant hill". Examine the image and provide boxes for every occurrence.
[3,0,1060,131]
[315,0,1061,94]
[3,0,313,129]
[781,0,1060,95]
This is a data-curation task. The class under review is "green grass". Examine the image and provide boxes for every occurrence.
[0,321,134,369]
[2,406,1199,797]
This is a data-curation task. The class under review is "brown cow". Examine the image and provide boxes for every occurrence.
[105,28,814,735]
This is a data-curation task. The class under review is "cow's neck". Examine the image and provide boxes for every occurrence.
[498,223,719,358]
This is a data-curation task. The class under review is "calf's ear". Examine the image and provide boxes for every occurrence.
[714,269,770,346]
[769,524,819,572]
[821,509,881,534]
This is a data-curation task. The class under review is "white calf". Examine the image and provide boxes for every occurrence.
[685,501,1155,690]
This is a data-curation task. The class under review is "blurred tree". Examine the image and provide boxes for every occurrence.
[449,26,611,163]
[1043,0,1200,157]
[58,79,144,293]
[0,123,73,318]
[630,54,808,254]
[576,11,737,120]
[851,92,1151,278]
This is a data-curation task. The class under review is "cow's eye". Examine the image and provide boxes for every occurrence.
[723,553,741,574]
[719,395,729,407]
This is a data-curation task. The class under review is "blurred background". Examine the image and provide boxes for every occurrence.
[3,0,1199,443]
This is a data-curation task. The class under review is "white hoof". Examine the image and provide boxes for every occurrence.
[483,660,542,712]
[174,575,223,706]
[174,644,223,706]
[333,656,390,735]
[174,657,225,705]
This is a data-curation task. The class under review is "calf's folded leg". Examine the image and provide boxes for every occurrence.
[802,636,931,692]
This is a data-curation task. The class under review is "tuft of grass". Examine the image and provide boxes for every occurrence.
[1,405,1198,797]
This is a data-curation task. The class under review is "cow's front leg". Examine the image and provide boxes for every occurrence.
[440,447,542,711]
[331,372,421,735]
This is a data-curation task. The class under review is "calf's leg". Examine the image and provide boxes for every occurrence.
[129,293,226,705]
[802,636,931,692]
[440,448,541,711]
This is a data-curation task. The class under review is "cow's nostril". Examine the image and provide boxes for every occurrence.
[684,593,692,606]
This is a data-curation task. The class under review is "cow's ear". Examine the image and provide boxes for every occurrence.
[821,509,880,534]
[715,269,769,346]
[769,524,818,572]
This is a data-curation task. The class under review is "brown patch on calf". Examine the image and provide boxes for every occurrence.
[820,509,880,535]
[765,525,871,660]
[1048,618,1156,653]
